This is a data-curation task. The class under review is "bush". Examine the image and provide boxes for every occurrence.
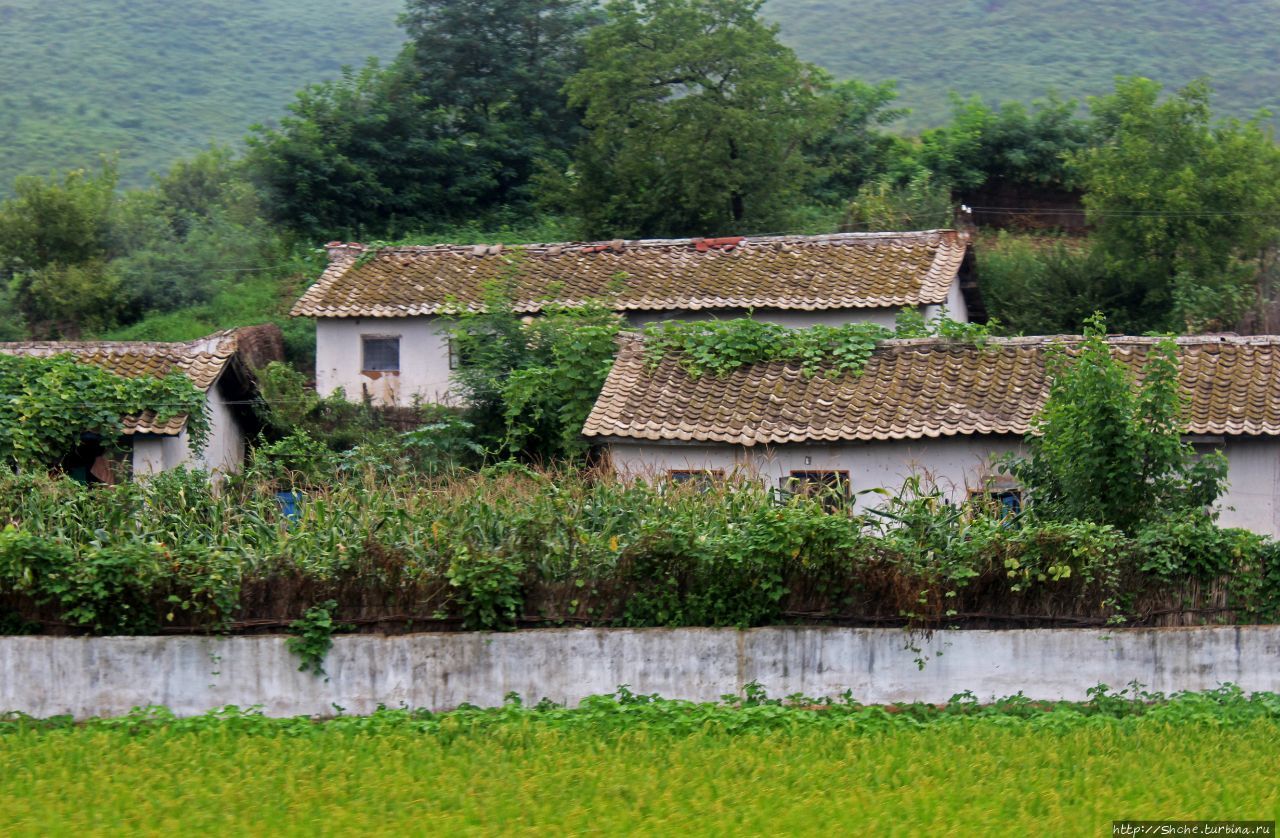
[0,467,1273,637]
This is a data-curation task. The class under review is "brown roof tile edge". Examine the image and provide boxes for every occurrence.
[290,229,968,318]
[582,333,1280,446]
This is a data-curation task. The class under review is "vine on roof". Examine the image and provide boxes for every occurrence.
[642,308,997,379]
[0,354,209,470]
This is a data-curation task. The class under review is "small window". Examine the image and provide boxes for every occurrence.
[362,336,400,373]
[781,470,851,511]
[448,337,461,370]
[970,489,1023,518]
[667,469,725,490]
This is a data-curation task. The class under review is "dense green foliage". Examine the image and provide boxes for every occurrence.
[248,0,596,240]
[1074,78,1280,332]
[2,688,1278,833]
[2,466,1278,638]
[0,354,208,472]
[0,0,405,193]
[0,151,315,349]
[448,289,622,462]
[562,0,831,237]
[1009,316,1226,533]
[642,310,992,378]
[7,0,1279,197]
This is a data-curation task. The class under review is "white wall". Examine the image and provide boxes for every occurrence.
[1217,437,1280,535]
[3,626,1276,718]
[609,436,1023,513]
[923,276,969,324]
[315,316,454,407]
[129,377,246,481]
[610,435,1280,536]
[312,306,963,407]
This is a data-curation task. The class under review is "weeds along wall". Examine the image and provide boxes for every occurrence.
[3,467,1280,637]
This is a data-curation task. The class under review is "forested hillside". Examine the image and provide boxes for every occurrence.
[3,0,1279,191]
[765,0,1280,131]
[0,0,404,190]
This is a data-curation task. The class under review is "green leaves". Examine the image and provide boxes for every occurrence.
[563,0,833,237]
[447,279,621,462]
[642,313,994,379]
[1010,314,1225,533]
[0,354,209,470]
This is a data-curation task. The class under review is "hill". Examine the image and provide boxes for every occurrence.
[0,0,405,191]
[763,0,1280,131]
[2,0,1278,193]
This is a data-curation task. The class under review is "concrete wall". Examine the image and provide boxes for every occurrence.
[922,276,969,324]
[2,626,1277,719]
[1218,437,1280,535]
[315,315,454,407]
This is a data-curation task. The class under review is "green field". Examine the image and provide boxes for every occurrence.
[3,690,1278,834]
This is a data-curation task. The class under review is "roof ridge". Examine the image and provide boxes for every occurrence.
[343,229,958,257]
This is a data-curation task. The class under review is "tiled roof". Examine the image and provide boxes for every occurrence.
[291,230,969,318]
[583,334,1280,446]
[0,330,253,436]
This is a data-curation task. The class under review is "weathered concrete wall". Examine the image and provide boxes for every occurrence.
[609,436,1024,513]
[315,315,455,407]
[2,627,1278,719]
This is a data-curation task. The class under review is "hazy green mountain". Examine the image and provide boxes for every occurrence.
[0,0,405,190]
[764,0,1280,131]
[3,0,1278,193]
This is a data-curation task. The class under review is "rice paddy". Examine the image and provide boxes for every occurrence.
[2,689,1278,835]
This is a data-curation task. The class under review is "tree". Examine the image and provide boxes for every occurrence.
[918,95,1091,193]
[0,162,120,338]
[801,79,913,206]
[562,0,832,238]
[1074,78,1280,332]
[401,0,597,201]
[247,57,492,240]
[1010,315,1225,533]
[448,278,620,462]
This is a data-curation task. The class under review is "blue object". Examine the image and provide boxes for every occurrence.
[275,490,303,521]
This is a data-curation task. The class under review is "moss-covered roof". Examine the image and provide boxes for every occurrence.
[583,334,1280,446]
[291,230,969,318]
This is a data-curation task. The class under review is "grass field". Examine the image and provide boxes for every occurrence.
[3,689,1278,835]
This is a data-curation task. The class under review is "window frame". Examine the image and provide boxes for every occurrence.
[360,335,401,374]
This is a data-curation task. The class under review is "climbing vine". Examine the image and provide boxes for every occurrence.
[0,354,209,470]
[642,309,996,378]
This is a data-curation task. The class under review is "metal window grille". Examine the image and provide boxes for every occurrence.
[361,336,400,372]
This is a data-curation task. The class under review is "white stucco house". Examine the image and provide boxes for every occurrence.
[291,230,981,406]
[0,325,282,481]
[582,333,1280,537]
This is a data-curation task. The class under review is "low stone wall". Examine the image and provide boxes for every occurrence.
[3,626,1278,719]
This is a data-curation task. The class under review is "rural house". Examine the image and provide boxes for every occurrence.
[0,325,282,481]
[583,333,1280,537]
[291,230,979,406]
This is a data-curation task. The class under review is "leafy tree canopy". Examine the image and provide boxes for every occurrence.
[1074,78,1280,331]
[918,95,1091,192]
[562,0,834,238]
